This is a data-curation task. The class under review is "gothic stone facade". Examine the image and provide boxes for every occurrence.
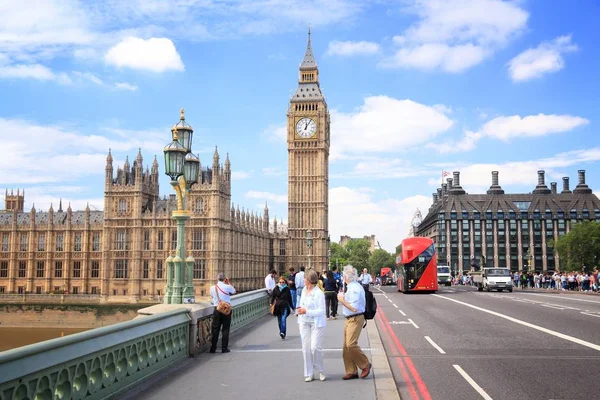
[0,148,287,302]
[416,169,600,274]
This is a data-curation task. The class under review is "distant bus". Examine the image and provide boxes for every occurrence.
[396,237,438,293]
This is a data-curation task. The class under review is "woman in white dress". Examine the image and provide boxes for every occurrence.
[296,269,327,382]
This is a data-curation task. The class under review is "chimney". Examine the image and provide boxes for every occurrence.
[562,177,571,193]
[442,183,448,196]
[487,170,505,195]
[447,178,453,189]
[551,182,557,194]
[573,169,592,194]
[433,193,438,203]
[449,171,466,194]
[533,170,551,194]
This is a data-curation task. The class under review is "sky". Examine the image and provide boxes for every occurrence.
[0,0,599,253]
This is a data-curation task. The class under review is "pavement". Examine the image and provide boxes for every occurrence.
[123,310,400,400]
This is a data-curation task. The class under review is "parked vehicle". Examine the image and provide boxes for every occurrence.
[471,268,513,292]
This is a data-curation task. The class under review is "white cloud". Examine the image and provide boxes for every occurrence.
[383,0,528,72]
[427,113,589,153]
[245,191,287,204]
[262,124,287,143]
[332,157,432,179]
[232,171,253,180]
[105,37,184,72]
[262,167,285,176]
[327,40,380,56]
[330,187,431,252]
[114,82,139,91]
[508,35,578,82]
[0,64,55,80]
[330,96,454,159]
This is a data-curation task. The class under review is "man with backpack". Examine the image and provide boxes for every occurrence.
[337,265,371,380]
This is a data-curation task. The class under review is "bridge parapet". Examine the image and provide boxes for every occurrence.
[0,289,269,400]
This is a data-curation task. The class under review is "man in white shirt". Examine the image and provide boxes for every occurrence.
[265,270,277,295]
[359,268,372,290]
[294,266,306,313]
[337,265,371,380]
[210,273,236,353]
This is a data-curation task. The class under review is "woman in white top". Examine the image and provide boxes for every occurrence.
[297,269,327,382]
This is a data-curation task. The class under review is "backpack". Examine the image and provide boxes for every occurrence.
[363,288,377,328]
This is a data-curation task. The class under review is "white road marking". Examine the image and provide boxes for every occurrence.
[390,321,413,325]
[424,336,446,354]
[398,309,407,317]
[388,298,394,303]
[581,312,600,318]
[453,365,493,400]
[236,347,384,353]
[392,303,398,308]
[540,304,565,310]
[520,293,600,304]
[433,294,600,352]
[408,318,419,329]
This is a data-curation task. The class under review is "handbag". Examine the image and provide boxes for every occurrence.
[269,302,276,316]
[215,285,232,316]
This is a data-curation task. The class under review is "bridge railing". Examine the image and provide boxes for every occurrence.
[0,293,103,303]
[0,289,270,400]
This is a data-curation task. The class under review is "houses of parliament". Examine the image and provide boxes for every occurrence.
[0,32,331,303]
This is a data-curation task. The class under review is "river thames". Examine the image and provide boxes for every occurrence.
[0,327,88,352]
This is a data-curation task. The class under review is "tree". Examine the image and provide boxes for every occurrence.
[344,239,371,272]
[395,244,402,256]
[369,248,396,275]
[329,242,349,269]
[553,221,600,272]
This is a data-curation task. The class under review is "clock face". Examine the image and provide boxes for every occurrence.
[295,118,317,138]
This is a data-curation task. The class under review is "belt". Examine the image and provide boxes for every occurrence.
[345,314,362,319]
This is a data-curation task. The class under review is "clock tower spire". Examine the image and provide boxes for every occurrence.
[287,29,330,272]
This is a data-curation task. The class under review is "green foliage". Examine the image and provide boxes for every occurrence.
[369,248,395,275]
[329,242,349,269]
[395,244,402,256]
[344,239,371,272]
[553,221,600,272]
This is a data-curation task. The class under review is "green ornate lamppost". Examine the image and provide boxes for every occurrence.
[163,109,200,304]
[306,229,313,271]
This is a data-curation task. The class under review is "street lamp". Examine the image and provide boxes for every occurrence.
[526,248,533,273]
[163,109,200,304]
[306,229,313,271]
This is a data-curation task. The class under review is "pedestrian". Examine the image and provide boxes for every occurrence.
[287,267,297,309]
[271,276,294,339]
[295,266,306,314]
[297,269,327,382]
[337,265,371,380]
[323,270,339,320]
[359,268,372,290]
[209,272,236,354]
[265,269,277,295]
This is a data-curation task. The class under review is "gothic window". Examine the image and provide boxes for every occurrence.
[20,233,28,251]
[193,260,205,280]
[116,230,128,250]
[143,260,149,279]
[91,261,99,278]
[156,260,163,279]
[0,261,7,278]
[192,230,204,251]
[38,233,46,252]
[119,199,128,212]
[74,233,82,252]
[157,231,164,250]
[72,286,79,294]
[73,261,81,278]
[18,261,26,278]
[36,261,45,278]
[279,239,285,256]
[114,259,128,279]
[56,234,64,252]
[195,198,204,213]
[143,230,150,250]
[55,261,63,278]
[91,286,98,294]
[1,234,8,251]
[92,233,101,251]
[171,230,177,251]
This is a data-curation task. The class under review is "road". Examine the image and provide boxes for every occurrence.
[374,285,600,400]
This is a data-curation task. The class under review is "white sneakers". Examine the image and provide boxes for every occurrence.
[304,373,326,382]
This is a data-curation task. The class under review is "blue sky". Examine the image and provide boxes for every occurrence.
[0,0,598,252]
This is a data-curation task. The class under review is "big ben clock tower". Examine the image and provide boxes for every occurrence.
[287,29,330,272]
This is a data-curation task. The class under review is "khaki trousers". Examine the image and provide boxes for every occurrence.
[343,314,369,374]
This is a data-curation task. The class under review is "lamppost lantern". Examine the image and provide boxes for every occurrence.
[306,229,313,248]
[162,109,198,305]
[163,139,186,180]
[184,152,200,187]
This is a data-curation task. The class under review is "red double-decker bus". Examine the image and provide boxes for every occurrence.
[396,237,438,293]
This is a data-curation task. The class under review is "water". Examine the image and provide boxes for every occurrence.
[0,327,89,352]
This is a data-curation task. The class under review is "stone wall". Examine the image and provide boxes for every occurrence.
[0,303,140,328]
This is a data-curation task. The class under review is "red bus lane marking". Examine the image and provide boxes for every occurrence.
[375,310,420,400]
[378,306,432,400]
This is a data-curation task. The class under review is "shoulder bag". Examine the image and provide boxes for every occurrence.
[215,284,232,315]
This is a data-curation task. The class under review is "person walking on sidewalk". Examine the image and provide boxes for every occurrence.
[265,270,277,295]
[323,270,340,320]
[337,265,371,380]
[297,269,327,382]
[271,276,294,339]
[295,266,306,315]
[209,273,236,353]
